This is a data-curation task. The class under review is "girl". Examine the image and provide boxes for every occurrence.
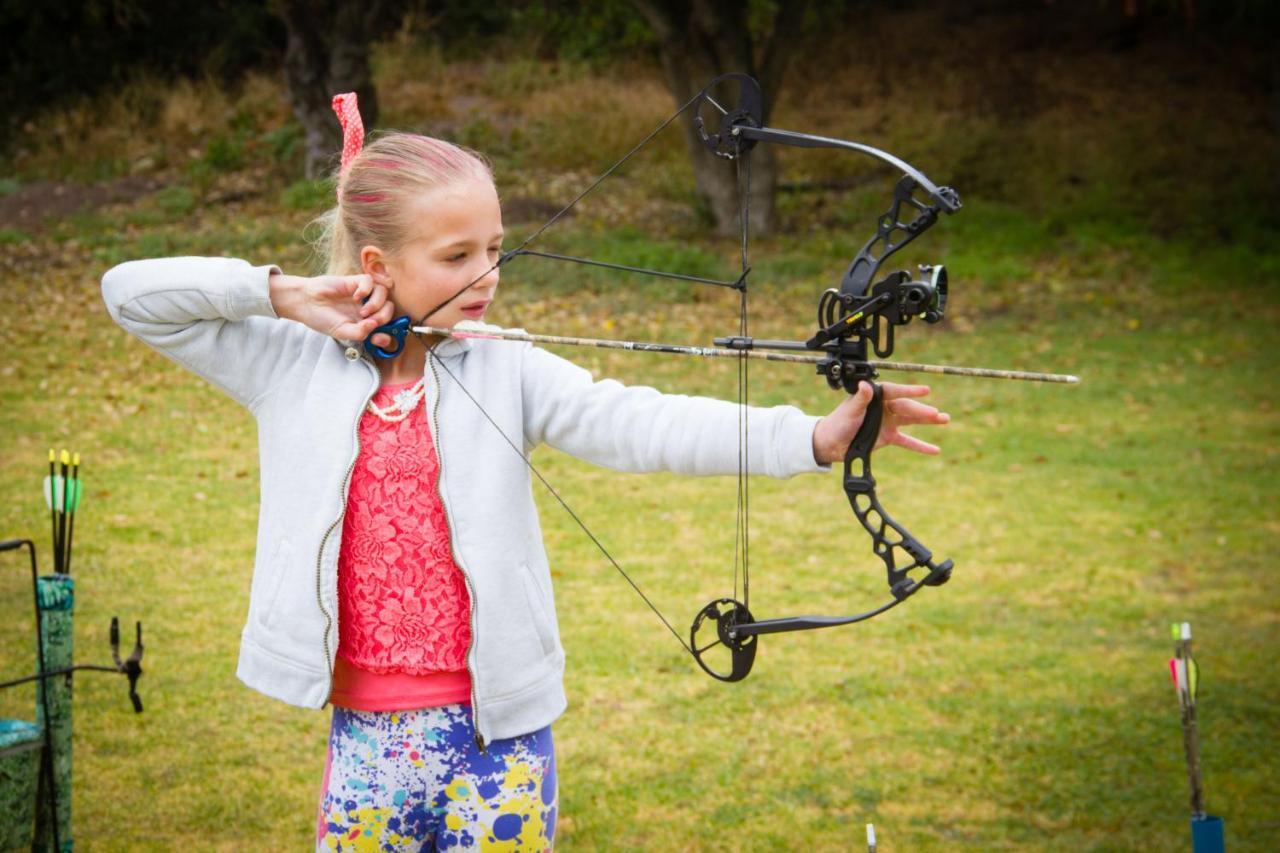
[101,94,948,851]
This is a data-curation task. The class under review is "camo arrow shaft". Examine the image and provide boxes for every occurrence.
[415,324,1080,384]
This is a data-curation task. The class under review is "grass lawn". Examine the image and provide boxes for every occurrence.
[1,45,1278,851]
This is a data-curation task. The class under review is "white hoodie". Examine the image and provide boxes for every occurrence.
[102,255,827,745]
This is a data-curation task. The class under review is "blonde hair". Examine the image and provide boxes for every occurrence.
[310,132,494,276]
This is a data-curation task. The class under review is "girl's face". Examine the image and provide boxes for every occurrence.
[363,175,504,327]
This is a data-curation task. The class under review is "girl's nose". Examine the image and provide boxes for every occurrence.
[474,263,500,291]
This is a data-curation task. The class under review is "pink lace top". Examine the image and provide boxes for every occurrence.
[332,378,472,710]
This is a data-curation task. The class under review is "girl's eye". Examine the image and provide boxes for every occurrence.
[446,253,466,262]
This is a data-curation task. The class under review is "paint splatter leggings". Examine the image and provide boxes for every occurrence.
[316,704,557,851]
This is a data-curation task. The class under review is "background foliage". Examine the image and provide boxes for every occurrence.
[5,0,1280,148]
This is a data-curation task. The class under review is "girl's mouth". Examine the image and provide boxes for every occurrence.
[460,300,489,319]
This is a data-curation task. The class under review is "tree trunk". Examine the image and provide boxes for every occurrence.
[278,1,335,180]
[330,2,383,126]
[632,0,808,237]
[274,0,393,179]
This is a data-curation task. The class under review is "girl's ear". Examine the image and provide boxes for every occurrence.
[359,245,394,285]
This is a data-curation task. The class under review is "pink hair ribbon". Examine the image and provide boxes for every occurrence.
[331,92,364,183]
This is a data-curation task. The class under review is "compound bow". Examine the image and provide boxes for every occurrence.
[394,72,1076,682]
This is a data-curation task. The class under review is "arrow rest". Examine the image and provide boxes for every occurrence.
[813,265,949,390]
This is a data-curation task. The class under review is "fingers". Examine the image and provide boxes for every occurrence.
[886,398,950,426]
[357,313,396,342]
[360,288,395,323]
[825,383,874,424]
[819,380,951,462]
[340,302,396,344]
[888,431,941,455]
[342,273,372,302]
[340,323,393,351]
[354,276,392,314]
[879,381,932,400]
[875,381,949,426]
[351,274,396,343]
[837,383,949,431]
[851,381,931,405]
[871,381,948,457]
[345,274,395,316]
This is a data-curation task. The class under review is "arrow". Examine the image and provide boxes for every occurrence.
[1170,621,1207,821]
[58,449,70,572]
[66,452,81,574]
[414,323,1081,384]
[46,449,59,572]
[42,449,83,574]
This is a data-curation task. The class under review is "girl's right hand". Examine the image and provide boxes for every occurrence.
[269,272,397,347]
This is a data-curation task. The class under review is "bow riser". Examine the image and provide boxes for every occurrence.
[840,175,956,299]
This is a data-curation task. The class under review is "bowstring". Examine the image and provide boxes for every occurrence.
[733,140,752,612]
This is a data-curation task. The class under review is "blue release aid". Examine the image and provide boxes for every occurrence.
[363,315,412,359]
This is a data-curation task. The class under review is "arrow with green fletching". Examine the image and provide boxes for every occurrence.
[42,449,83,574]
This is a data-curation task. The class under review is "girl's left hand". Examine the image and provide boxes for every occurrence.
[812,381,950,465]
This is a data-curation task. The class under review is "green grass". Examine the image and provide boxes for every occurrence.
[1,186,1276,850]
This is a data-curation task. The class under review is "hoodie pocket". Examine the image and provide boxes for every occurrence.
[256,539,293,630]
[519,563,558,657]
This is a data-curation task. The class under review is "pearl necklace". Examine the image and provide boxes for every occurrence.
[366,378,425,422]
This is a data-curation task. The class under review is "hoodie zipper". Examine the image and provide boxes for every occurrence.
[315,359,379,702]
[427,350,487,752]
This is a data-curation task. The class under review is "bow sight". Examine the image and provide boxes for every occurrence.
[717,263,948,394]
[814,263,949,393]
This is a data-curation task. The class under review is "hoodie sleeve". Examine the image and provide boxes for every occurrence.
[101,256,315,411]
[520,344,828,479]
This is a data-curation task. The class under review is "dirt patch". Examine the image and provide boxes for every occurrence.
[0,175,165,233]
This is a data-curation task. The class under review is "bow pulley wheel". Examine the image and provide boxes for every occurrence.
[689,598,758,682]
[694,73,763,159]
